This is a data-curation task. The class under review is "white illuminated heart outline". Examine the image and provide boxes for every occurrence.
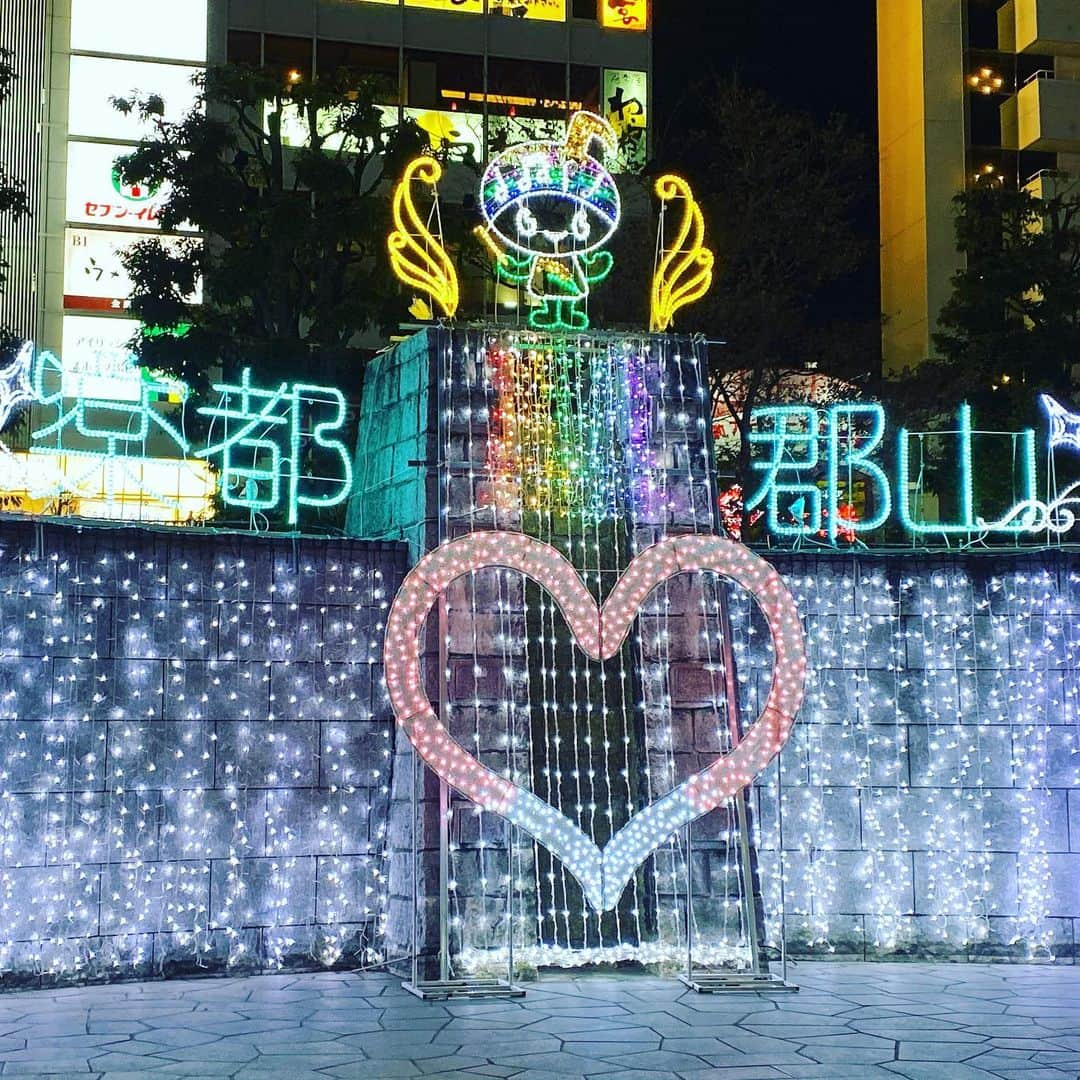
[385,531,807,912]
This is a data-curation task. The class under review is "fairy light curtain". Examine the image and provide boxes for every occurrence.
[435,328,758,971]
[0,523,405,980]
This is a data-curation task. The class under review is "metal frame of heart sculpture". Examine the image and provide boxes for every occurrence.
[384,530,808,912]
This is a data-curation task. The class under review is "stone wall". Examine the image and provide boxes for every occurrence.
[745,550,1080,962]
[0,519,408,986]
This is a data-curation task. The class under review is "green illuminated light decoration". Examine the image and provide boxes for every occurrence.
[476,111,621,332]
[741,400,1065,542]
[196,368,353,526]
[0,344,215,522]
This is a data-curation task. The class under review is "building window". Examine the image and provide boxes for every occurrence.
[572,0,597,19]
[489,0,566,20]
[318,41,399,102]
[571,65,601,111]
[263,35,312,84]
[227,30,261,67]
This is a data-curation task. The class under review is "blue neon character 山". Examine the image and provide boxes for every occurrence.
[477,111,621,332]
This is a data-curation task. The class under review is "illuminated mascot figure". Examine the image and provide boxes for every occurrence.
[478,112,621,332]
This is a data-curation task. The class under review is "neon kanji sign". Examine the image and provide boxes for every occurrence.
[196,368,353,526]
[741,397,1080,542]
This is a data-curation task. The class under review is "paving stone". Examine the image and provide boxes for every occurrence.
[321,1064,422,1079]
[0,963,1076,1079]
[883,1063,1001,1079]
[898,1040,986,1061]
[677,1069,791,1079]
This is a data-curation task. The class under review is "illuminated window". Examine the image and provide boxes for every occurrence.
[66,142,170,231]
[64,229,202,314]
[318,41,400,103]
[263,34,312,84]
[405,0,483,13]
[406,51,484,111]
[68,56,201,141]
[489,0,566,20]
[71,0,208,63]
[487,56,569,118]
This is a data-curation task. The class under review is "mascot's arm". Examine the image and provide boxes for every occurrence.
[495,251,534,286]
[581,250,614,285]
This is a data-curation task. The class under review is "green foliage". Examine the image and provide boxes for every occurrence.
[0,48,31,358]
[657,78,877,496]
[928,182,1080,424]
[113,63,426,391]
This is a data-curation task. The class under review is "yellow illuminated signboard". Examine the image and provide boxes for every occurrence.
[600,0,647,30]
[358,0,567,17]
[405,0,483,12]
[490,0,565,18]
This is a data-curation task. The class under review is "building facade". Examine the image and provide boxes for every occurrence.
[15,0,650,362]
[878,0,1080,375]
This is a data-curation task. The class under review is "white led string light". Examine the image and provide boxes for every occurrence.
[1,328,1076,981]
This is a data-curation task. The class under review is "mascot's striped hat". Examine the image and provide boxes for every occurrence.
[480,111,621,228]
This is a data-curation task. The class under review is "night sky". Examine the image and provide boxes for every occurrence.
[653,1,881,333]
[653,1,878,134]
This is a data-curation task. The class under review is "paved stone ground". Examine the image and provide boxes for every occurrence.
[0,962,1077,1079]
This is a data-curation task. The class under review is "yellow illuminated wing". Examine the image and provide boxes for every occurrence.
[650,175,715,333]
[388,156,459,319]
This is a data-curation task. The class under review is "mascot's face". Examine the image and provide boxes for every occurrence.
[481,141,621,258]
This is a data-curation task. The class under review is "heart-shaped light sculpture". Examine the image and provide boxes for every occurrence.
[385,531,807,912]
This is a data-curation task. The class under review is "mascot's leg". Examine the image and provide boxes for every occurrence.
[559,299,589,331]
[529,298,557,329]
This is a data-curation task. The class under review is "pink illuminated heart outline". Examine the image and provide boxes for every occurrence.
[385,531,807,912]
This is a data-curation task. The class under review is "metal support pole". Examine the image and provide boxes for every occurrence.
[507,822,515,986]
[411,747,419,990]
[438,593,450,985]
[776,756,789,985]
[680,582,796,993]
[685,822,693,983]
[718,584,762,976]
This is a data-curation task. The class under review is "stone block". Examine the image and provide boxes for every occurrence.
[162,659,271,722]
[0,792,47,867]
[214,720,318,789]
[970,788,1071,853]
[263,786,382,857]
[913,849,1017,916]
[53,657,164,723]
[209,854,315,930]
[0,717,108,793]
[670,663,724,708]
[217,601,321,663]
[271,661,374,723]
[44,790,125,866]
[315,853,384,924]
[319,720,389,789]
[159,787,265,861]
[0,655,52,721]
[773,785,862,852]
[114,597,212,660]
[818,850,914,916]
[4,863,101,939]
[1047,853,1080,919]
[1042,726,1079,787]
[107,719,215,791]
[907,723,1014,788]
